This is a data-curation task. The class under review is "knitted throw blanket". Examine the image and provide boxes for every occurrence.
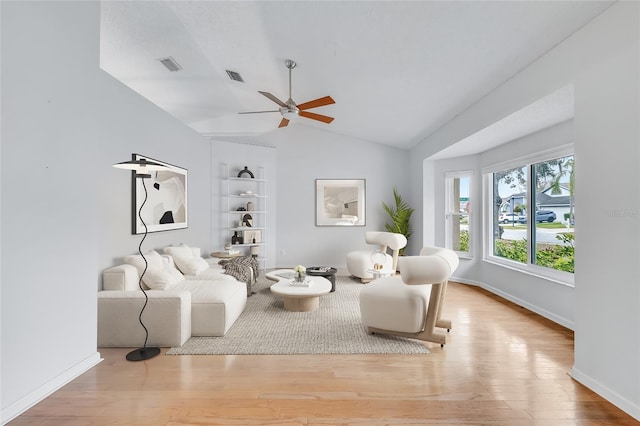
[218,256,259,296]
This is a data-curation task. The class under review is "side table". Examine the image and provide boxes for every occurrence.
[305,266,337,292]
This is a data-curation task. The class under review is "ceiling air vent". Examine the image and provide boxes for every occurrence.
[158,57,182,72]
[226,70,244,82]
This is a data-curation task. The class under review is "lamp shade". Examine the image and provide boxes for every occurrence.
[113,159,167,172]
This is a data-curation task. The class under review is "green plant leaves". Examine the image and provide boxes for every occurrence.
[382,187,414,255]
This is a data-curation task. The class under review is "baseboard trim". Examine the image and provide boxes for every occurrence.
[450,275,574,330]
[451,276,638,422]
[570,367,640,422]
[1,352,102,425]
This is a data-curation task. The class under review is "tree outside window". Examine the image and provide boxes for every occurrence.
[491,155,574,274]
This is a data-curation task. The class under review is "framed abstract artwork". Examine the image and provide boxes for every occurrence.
[132,153,188,234]
[315,179,366,226]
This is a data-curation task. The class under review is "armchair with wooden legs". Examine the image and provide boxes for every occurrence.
[346,231,407,282]
[359,246,459,346]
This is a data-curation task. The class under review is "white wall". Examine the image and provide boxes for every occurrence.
[97,86,214,274]
[1,1,217,422]
[251,124,411,268]
[2,3,103,421]
[410,2,639,419]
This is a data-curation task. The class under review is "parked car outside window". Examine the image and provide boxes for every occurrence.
[499,213,526,224]
[535,210,556,223]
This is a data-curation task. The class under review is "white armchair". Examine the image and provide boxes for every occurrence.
[346,231,407,282]
[359,246,459,346]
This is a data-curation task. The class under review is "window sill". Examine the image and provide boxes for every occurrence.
[456,252,473,260]
[483,256,574,287]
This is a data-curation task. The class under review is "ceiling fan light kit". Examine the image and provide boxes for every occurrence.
[239,59,335,128]
[280,107,299,120]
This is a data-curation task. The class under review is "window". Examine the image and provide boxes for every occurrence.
[486,153,574,281]
[445,172,471,256]
[493,165,528,264]
[532,155,574,273]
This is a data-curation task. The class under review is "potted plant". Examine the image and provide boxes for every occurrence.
[382,187,414,255]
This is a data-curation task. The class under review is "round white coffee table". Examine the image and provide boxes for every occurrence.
[266,269,332,312]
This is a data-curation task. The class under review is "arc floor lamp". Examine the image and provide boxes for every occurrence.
[113,157,167,361]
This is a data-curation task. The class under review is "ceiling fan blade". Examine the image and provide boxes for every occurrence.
[296,96,335,111]
[259,91,287,107]
[278,118,290,128]
[238,110,279,114]
[299,110,334,124]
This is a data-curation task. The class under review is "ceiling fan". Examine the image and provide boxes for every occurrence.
[239,59,335,128]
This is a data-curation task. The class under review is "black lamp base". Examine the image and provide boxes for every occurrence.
[126,346,161,361]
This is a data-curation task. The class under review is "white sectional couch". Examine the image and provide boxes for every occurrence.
[98,245,247,348]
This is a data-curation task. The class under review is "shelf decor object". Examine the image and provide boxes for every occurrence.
[237,166,254,178]
[112,156,167,361]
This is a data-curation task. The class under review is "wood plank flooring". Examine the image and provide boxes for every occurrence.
[10,282,639,425]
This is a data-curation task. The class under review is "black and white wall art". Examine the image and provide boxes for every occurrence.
[132,153,188,234]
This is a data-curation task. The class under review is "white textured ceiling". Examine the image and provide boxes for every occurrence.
[100,1,611,150]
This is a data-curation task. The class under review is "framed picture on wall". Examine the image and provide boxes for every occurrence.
[315,179,366,226]
[132,153,188,234]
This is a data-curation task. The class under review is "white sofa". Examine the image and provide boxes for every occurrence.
[98,245,247,348]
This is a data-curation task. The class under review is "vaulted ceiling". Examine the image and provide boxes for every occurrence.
[100,1,612,150]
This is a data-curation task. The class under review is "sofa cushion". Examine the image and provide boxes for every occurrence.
[143,264,184,290]
[163,245,209,275]
[170,279,247,336]
[98,290,191,347]
[187,267,237,282]
[103,264,140,291]
[123,250,165,276]
[123,250,187,290]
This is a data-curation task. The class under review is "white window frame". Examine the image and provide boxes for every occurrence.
[445,171,472,258]
[482,145,574,286]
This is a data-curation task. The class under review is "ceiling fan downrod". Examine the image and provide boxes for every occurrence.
[285,59,296,103]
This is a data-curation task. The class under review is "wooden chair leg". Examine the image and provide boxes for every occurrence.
[435,280,452,331]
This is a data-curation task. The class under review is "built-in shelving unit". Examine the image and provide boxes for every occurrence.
[221,163,267,269]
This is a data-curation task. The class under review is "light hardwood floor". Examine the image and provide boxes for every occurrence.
[10,282,639,425]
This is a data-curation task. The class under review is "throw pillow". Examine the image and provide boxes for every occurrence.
[142,265,184,290]
[179,243,201,258]
[123,250,164,276]
[181,257,210,275]
[163,245,210,275]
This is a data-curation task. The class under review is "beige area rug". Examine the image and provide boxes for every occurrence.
[167,274,429,355]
